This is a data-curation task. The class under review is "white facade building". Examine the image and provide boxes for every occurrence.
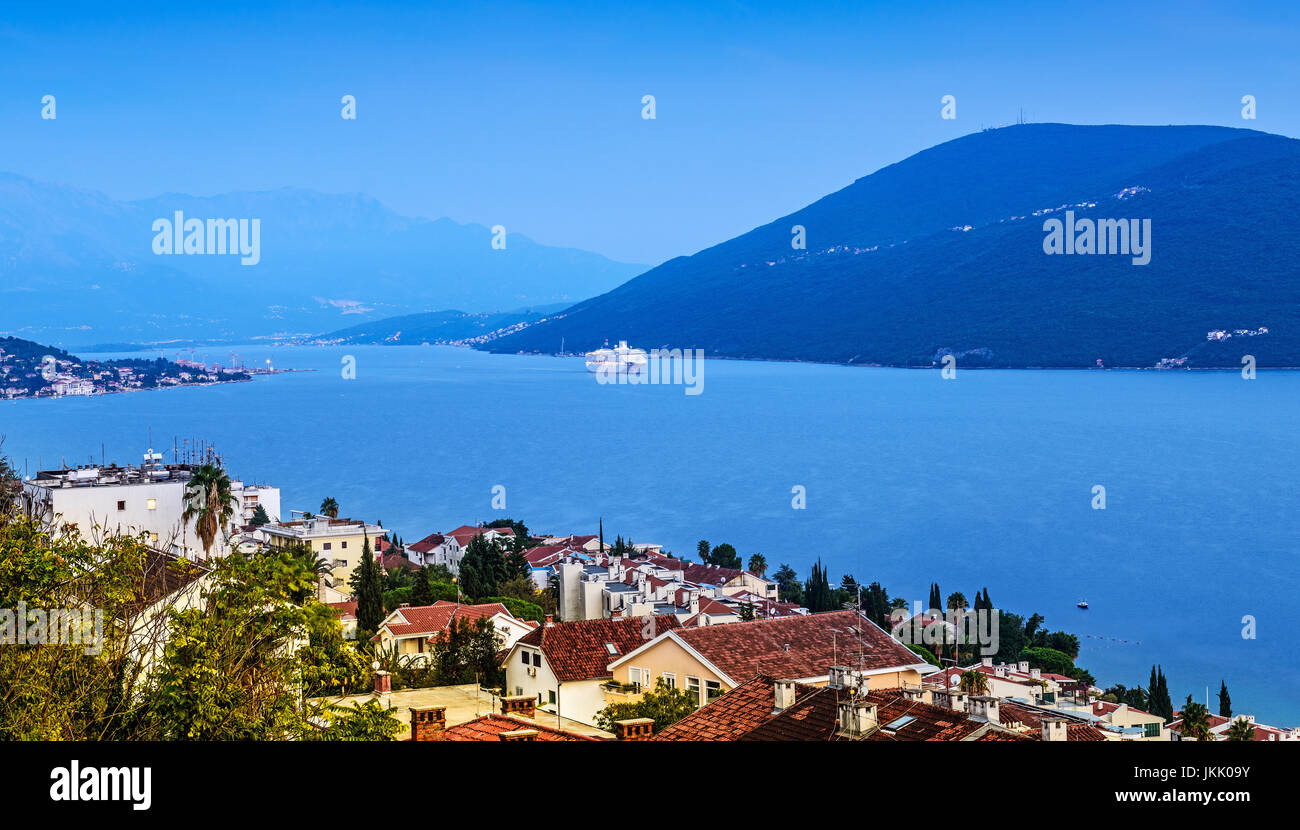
[21,450,279,561]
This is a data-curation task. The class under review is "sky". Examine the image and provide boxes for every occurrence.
[1,0,1298,265]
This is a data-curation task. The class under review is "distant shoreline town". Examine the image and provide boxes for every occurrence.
[0,336,299,401]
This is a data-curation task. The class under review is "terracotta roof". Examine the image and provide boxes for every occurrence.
[673,611,922,683]
[443,713,601,741]
[515,615,682,682]
[381,601,511,638]
[659,678,990,742]
[327,600,358,620]
[407,532,445,554]
[655,675,806,741]
[378,552,418,571]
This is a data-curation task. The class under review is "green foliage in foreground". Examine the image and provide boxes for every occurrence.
[595,679,700,735]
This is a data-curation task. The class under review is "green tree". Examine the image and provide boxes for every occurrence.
[1225,718,1255,741]
[804,559,834,612]
[349,536,384,640]
[946,591,968,610]
[306,700,403,741]
[319,497,339,519]
[747,552,767,577]
[146,548,319,740]
[958,669,989,695]
[596,679,699,735]
[180,463,238,560]
[1018,646,1074,676]
[428,616,504,686]
[1179,696,1213,741]
[696,540,710,562]
[1218,680,1232,718]
[708,543,741,569]
[928,583,942,614]
[412,566,435,606]
[250,504,271,526]
[774,564,803,606]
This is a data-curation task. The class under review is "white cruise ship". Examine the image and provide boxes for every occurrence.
[585,340,648,374]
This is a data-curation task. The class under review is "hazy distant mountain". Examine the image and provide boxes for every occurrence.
[0,175,645,346]
[313,304,570,346]
[488,124,1300,367]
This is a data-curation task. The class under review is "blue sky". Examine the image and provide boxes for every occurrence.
[1,0,1297,264]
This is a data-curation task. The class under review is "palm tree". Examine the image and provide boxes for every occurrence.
[181,464,238,560]
[1179,696,1213,741]
[1225,718,1256,741]
[958,669,989,695]
[319,497,339,519]
[747,552,768,578]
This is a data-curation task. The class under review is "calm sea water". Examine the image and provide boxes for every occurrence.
[2,345,1296,723]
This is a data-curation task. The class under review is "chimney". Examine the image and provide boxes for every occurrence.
[614,718,655,741]
[1017,660,1030,674]
[1041,718,1068,742]
[410,706,446,741]
[544,614,554,627]
[836,698,879,738]
[970,695,1000,724]
[947,690,968,713]
[1030,668,1041,680]
[981,656,993,668]
[498,728,539,741]
[500,694,537,719]
[773,680,797,712]
[689,595,699,615]
[373,670,392,695]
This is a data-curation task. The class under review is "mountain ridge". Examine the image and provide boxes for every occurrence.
[486,124,1300,368]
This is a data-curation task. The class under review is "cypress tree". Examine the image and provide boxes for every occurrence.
[1218,680,1232,718]
[352,536,384,639]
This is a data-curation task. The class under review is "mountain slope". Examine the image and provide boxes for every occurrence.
[0,176,645,345]
[488,124,1300,367]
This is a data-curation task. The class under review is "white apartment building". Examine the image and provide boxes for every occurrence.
[21,449,280,561]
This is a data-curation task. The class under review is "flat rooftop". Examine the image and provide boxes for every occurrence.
[319,683,612,740]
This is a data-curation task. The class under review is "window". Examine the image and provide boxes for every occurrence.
[322,542,332,551]
[1143,722,1161,738]
[661,673,676,689]
[341,541,348,549]
[533,652,541,667]
[521,651,531,666]
[116,500,126,511]
[686,676,701,706]
[629,667,642,691]
[705,680,722,703]
[146,498,157,510]
[334,560,347,569]
[604,642,620,656]
[548,691,556,705]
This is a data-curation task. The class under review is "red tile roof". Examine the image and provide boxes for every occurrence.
[379,552,418,571]
[515,615,682,682]
[673,611,923,683]
[655,675,808,741]
[327,600,357,620]
[381,601,511,638]
[408,532,445,554]
[444,714,602,741]
[658,677,991,742]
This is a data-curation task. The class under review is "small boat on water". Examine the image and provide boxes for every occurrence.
[1077,599,1089,609]
[585,340,648,374]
